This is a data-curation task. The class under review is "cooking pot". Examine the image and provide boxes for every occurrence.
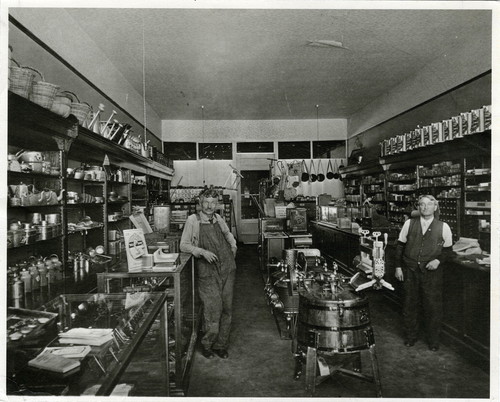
[46,213,61,224]
[326,160,334,180]
[309,160,317,182]
[17,151,44,163]
[67,191,79,203]
[28,161,44,173]
[10,182,30,199]
[332,160,340,180]
[301,160,309,182]
[317,160,325,182]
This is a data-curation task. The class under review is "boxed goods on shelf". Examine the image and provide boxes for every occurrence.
[451,115,462,138]
[421,125,432,146]
[431,122,443,144]
[460,112,471,135]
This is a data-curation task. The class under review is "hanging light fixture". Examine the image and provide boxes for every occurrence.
[141,15,148,148]
[201,105,206,186]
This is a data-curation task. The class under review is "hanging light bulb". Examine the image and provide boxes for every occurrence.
[201,105,206,186]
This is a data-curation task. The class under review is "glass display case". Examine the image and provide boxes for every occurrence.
[95,253,198,394]
[7,291,170,396]
[319,205,361,229]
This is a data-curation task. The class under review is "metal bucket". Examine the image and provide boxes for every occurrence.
[297,287,374,353]
[283,249,298,269]
[275,282,299,313]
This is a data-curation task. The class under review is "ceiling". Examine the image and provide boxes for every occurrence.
[63,8,491,121]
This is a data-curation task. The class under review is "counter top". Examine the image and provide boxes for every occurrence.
[313,220,361,236]
[105,252,193,276]
[312,220,490,274]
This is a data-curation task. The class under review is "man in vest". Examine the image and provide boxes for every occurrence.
[180,188,237,359]
[394,194,453,351]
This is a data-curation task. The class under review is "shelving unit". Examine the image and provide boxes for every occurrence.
[463,156,491,251]
[339,130,491,240]
[361,172,386,214]
[7,91,173,307]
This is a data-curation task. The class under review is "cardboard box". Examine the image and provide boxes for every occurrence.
[442,119,452,141]
[383,139,392,156]
[460,112,471,135]
[414,128,422,148]
[421,125,432,146]
[483,105,491,130]
[451,116,462,138]
[395,135,405,153]
[275,206,288,218]
[470,108,484,134]
[404,132,413,151]
[431,122,443,144]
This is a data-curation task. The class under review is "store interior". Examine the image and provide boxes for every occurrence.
[4,4,495,399]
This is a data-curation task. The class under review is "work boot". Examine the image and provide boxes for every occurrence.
[214,349,229,359]
[201,347,214,359]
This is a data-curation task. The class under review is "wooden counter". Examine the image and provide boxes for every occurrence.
[311,221,490,371]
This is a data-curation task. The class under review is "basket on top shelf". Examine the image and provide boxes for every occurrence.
[60,91,93,127]
[9,59,60,110]
[8,59,37,99]
[29,69,60,110]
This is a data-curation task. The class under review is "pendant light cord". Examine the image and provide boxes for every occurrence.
[316,104,319,141]
[142,17,147,145]
[201,105,205,186]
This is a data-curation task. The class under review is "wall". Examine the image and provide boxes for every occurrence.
[347,30,491,139]
[346,73,491,162]
[165,118,348,242]
[163,118,347,191]
[8,9,162,145]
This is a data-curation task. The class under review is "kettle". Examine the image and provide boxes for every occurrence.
[10,182,29,199]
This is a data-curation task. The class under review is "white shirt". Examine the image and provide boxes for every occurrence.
[398,216,453,247]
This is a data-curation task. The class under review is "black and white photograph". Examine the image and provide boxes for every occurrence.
[2,0,498,400]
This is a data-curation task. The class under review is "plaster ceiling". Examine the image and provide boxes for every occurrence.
[63,8,491,121]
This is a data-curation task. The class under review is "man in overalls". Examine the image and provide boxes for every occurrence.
[394,194,453,351]
[180,188,237,359]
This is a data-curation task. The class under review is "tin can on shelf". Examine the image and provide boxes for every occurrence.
[8,229,23,248]
[37,221,52,240]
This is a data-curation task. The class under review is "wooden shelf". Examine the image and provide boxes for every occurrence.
[380,131,491,170]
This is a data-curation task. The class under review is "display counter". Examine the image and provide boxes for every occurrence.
[311,221,490,370]
[8,291,170,396]
[96,252,199,393]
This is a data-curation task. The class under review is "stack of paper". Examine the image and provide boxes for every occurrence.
[153,251,180,271]
[28,350,80,374]
[44,345,92,360]
[58,328,114,346]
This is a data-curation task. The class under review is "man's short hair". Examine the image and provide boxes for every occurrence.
[199,188,220,200]
[418,194,438,205]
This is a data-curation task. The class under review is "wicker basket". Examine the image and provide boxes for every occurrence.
[29,69,60,110]
[62,91,92,127]
[8,59,37,98]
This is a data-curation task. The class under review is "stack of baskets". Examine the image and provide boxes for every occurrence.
[9,59,59,110]
[8,59,37,99]
[62,91,92,127]
[8,51,91,127]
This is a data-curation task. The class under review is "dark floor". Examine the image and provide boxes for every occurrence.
[187,244,490,398]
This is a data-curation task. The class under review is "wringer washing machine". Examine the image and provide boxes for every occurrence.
[264,248,322,346]
[291,229,393,397]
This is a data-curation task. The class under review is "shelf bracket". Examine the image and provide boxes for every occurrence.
[53,122,79,152]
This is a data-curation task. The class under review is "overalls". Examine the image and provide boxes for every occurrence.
[197,214,237,351]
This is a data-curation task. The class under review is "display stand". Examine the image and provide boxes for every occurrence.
[96,253,199,394]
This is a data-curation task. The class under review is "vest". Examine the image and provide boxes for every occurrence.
[403,217,445,271]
